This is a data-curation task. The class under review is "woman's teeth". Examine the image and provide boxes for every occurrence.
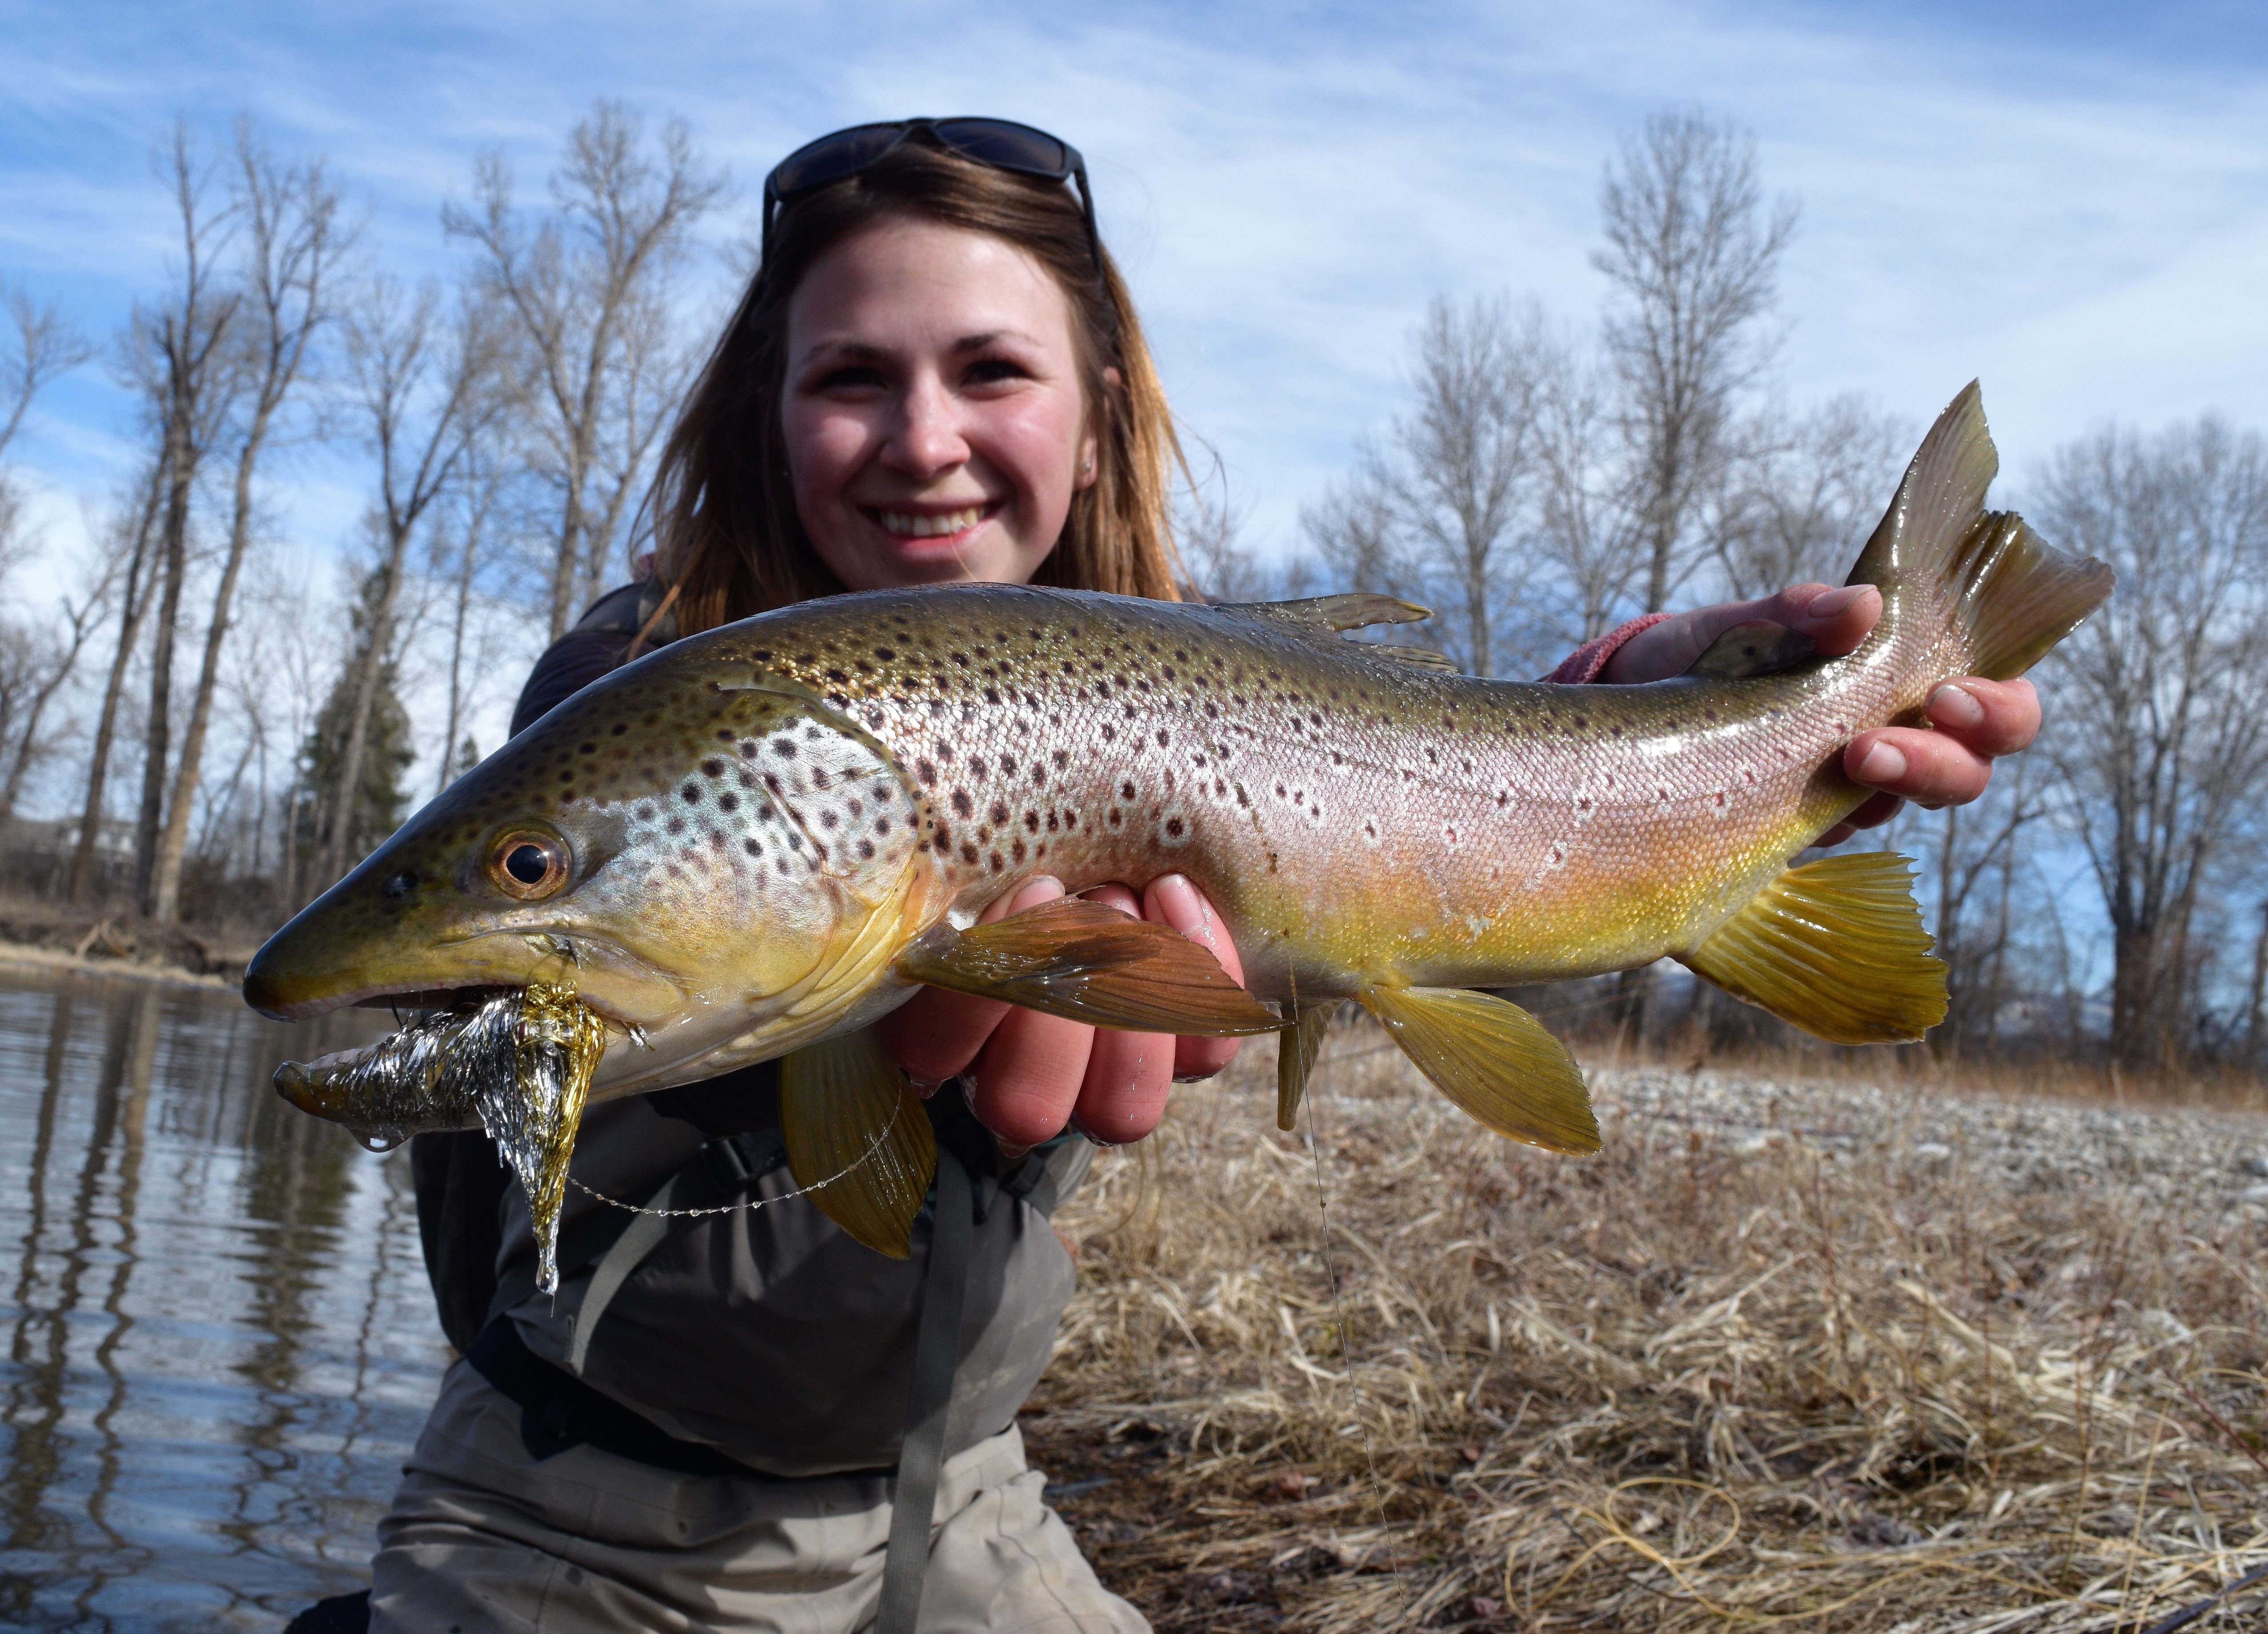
[879,506,984,538]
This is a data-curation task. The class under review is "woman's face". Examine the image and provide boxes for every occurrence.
[781,220,1099,592]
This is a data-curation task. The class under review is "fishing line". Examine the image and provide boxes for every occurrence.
[568,1089,906,1219]
[1299,1030,1395,1555]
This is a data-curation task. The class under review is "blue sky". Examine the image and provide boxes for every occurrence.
[2,0,2263,584]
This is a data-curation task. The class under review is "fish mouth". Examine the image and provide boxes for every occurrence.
[244,926,676,1026]
[249,975,518,1024]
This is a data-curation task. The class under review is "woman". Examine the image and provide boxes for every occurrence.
[362,119,2038,1634]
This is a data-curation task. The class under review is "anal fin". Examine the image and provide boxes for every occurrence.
[895,896,1280,1036]
[1276,1001,1338,1131]
[1355,985,1598,1153]
[1677,851,1947,1045]
[780,1028,938,1258]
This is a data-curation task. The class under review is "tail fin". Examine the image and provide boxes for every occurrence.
[1848,382,2113,680]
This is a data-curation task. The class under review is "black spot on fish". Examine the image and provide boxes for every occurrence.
[743,838,763,857]
[1165,817,1185,839]
[952,790,973,817]
[702,759,725,779]
[772,738,796,757]
[682,782,703,803]
[917,759,937,786]
[666,816,687,836]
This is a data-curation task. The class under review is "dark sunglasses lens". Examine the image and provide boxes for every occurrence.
[930,119,1069,179]
[771,123,907,196]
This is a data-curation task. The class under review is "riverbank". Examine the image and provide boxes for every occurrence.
[0,896,263,991]
[1031,1038,2268,1632]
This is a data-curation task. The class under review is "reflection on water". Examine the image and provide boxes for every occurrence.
[0,966,445,1631]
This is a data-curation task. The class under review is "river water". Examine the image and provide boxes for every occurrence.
[0,965,446,1631]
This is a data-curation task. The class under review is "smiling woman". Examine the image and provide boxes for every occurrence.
[783,222,1104,589]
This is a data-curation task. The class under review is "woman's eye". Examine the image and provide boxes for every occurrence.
[964,357,1030,386]
[812,364,885,393]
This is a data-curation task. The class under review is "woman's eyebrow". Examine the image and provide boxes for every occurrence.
[953,329,1040,353]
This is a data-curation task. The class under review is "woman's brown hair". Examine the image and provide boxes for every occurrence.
[651,140,1185,636]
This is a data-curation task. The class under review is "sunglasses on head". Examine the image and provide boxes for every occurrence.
[761,117,1100,276]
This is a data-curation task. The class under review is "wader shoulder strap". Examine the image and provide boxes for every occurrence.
[876,1144,972,1634]
[566,1166,694,1376]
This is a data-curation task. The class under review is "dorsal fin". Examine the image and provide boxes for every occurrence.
[1216,594,1459,672]
[1219,592,1433,634]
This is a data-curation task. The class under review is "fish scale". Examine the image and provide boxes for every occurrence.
[246,384,2114,1263]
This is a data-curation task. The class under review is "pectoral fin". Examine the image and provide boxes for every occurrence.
[895,897,1280,1036]
[1276,1001,1339,1131]
[1355,984,1599,1153]
[779,1029,938,1258]
[1676,851,1947,1044]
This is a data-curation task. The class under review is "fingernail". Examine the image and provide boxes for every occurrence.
[908,1076,945,1100]
[1011,875,1064,911]
[1856,742,1906,784]
[1804,585,1865,619]
[1929,682,1983,728]
[1148,874,1209,937]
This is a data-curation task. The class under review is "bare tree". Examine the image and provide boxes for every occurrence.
[0,282,94,467]
[431,429,509,795]
[148,124,347,923]
[2037,417,2268,1068]
[1705,394,1908,600]
[129,124,244,913]
[1302,296,1553,676]
[1594,110,1796,613]
[69,463,165,901]
[0,574,118,826]
[320,280,494,886]
[1531,347,1644,647]
[446,103,723,641]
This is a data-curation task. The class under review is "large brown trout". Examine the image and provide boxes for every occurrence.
[245,385,2109,1271]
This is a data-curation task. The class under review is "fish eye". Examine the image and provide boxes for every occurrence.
[487,829,570,900]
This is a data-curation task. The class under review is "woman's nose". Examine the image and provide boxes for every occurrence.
[885,377,969,477]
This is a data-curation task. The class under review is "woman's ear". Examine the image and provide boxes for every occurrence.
[1076,367,1122,492]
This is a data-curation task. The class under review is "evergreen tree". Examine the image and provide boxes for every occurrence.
[295,567,417,874]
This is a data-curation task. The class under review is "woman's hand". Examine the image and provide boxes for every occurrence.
[1597,582,2041,846]
[877,874,1245,1149]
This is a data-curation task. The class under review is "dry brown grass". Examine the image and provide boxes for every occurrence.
[1021,1024,2268,1632]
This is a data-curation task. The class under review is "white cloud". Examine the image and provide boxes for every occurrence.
[0,0,2260,627]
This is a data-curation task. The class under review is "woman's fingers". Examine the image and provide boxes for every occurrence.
[881,871,1252,1148]
[1922,676,2040,758]
[971,982,1099,1148]
[1068,886,1173,1144]
[1844,680,2038,810]
[877,875,1060,1090]
[1145,875,1246,1082]
[1598,583,1884,684]
[1811,791,1903,847]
